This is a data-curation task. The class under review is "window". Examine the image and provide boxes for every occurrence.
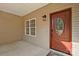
[25,18,36,37]
[55,17,64,36]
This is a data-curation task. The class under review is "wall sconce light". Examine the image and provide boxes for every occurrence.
[42,15,47,21]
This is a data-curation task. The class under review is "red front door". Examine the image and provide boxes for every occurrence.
[50,8,72,55]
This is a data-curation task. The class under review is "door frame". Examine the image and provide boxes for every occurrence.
[49,8,72,55]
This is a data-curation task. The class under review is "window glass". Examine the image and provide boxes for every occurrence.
[25,18,36,36]
[31,28,35,35]
[55,17,64,36]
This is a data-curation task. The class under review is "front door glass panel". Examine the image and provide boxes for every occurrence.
[55,17,64,36]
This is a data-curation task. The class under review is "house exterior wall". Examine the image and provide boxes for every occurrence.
[23,3,79,55]
[72,6,79,56]
[0,11,24,45]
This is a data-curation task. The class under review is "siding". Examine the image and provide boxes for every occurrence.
[23,4,79,55]
[0,11,24,45]
[72,6,79,56]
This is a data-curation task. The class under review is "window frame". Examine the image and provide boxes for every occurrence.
[25,18,36,37]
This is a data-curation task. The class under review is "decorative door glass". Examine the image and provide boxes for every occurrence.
[55,17,64,36]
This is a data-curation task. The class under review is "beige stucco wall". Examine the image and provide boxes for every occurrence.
[0,11,24,45]
[23,3,79,55]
